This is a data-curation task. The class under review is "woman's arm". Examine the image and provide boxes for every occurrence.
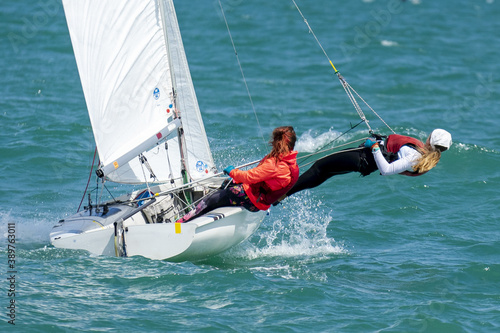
[230,159,277,184]
[372,146,420,176]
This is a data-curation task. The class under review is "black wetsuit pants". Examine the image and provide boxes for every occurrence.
[178,184,259,223]
[286,147,378,197]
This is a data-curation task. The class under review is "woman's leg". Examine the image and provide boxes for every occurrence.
[177,185,258,223]
[286,147,377,197]
[176,189,229,223]
[225,184,260,212]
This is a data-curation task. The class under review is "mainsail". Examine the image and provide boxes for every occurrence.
[63,0,215,184]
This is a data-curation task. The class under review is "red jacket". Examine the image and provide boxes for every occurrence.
[385,134,427,177]
[230,151,299,210]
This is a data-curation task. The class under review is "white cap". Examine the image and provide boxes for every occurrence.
[430,129,452,150]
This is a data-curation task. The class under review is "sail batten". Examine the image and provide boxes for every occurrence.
[63,0,215,184]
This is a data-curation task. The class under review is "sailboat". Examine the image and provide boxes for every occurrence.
[50,0,267,261]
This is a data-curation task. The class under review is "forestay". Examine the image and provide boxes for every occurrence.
[63,0,215,184]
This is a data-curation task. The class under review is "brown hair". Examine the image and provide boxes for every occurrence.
[412,143,441,173]
[266,126,296,162]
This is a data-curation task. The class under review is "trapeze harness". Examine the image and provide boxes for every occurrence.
[380,134,428,177]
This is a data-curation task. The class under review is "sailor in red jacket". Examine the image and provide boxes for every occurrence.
[280,129,452,200]
[177,126,299,223]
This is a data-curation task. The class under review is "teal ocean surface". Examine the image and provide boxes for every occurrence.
[1,0,500,331]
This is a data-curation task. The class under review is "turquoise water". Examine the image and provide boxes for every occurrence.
[1,0,500,331]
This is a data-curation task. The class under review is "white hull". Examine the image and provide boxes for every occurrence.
[50,200,265,261]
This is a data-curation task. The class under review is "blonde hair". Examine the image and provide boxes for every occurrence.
[412,144,441,173]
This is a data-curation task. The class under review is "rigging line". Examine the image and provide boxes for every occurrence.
[139,156,163,218]
[103,183,117,203]
[345,81,396,134]
[138,155,154,194]
[218,0,266,146]
[297,138,368,169]
[139,154,157,182]
[171,191,191,214]
[291,0,373,134]
[155,158,261,198]
[297,138,367,164]
[95,169,99,206]
[97,177,105,208]
[290,0,395,135]
[164,142,175,184]
[178,187,219,216]
[299,146,368,169]
[173,182,222,217]
[178,178,236,217]
[290,0,337,73]
[343,83,373,134]
[297,127,365,162]
[295,120,365,166]
[77,147,97,212]
[338,74,370,127]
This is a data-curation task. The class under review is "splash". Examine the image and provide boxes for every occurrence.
[226,193,346,263]
[454,142,497,154]
[0,210,54,249]
[295,128,360,153]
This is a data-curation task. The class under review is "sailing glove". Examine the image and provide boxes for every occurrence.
[223,165,235,175]
[365,138,379,152]
[364,138,378,149]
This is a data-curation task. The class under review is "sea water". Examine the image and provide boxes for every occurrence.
[1,0,499,331]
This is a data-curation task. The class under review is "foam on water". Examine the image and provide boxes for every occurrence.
[1,211,53,249]
[381,40,399,47]
[294,128,365,153]
[222,193,346,265]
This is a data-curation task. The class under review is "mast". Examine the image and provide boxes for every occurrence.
[158,0,193,207]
